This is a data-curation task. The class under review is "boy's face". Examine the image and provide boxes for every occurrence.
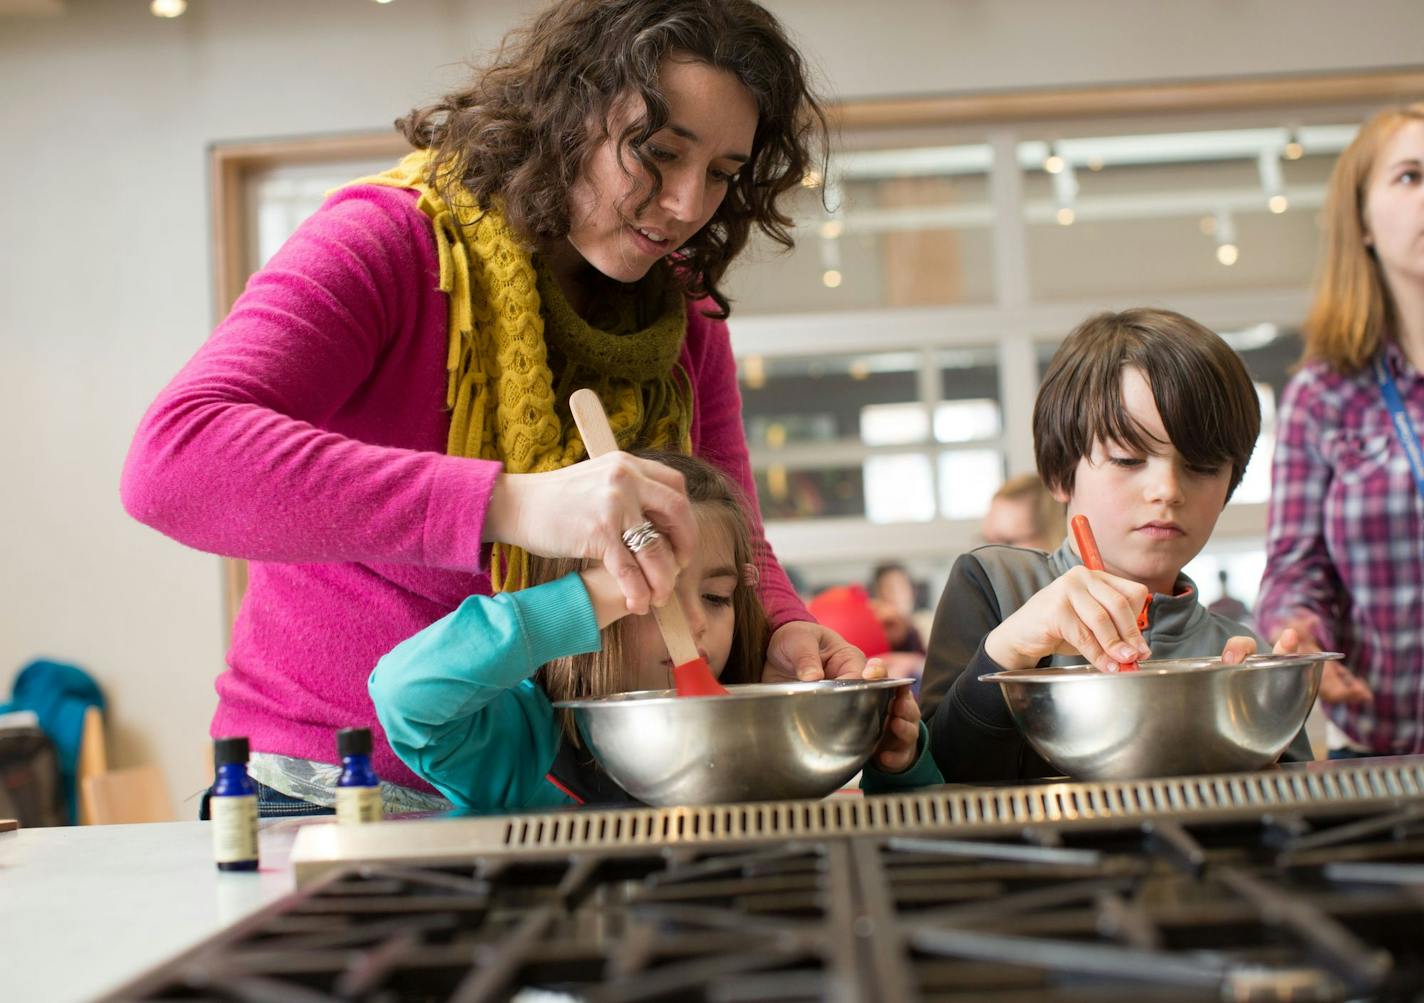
[1053,367,1232,595]
[623,514,739,692]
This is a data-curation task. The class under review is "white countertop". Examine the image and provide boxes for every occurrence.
[0,818,317,1003]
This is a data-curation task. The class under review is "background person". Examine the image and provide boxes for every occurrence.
[981,473,1066,551]
[1257,105,1424,759]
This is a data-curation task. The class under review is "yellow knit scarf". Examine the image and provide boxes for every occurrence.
[348,151,693,590]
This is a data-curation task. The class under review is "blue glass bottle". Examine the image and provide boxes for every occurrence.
[336,728,383,824]
[211,737,258,871]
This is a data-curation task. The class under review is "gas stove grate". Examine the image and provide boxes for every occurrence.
[287,761,1424,884]
[498,760,1424,853]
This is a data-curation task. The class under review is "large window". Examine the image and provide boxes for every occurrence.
[721,101,1405,605]
[211,72,1424,628]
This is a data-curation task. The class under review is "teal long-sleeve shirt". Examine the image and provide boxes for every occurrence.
[371,571,944,808]
[369,572,602,811]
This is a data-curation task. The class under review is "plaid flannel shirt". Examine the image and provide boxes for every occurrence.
[1257,339,1424,754]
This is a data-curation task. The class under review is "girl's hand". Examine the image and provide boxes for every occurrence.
[487,452,697,615]
[872,683,922,773]
[1273,617,1372,706]
[762,620,867,682]
[579,566,633,629]
[984,567,1151,674]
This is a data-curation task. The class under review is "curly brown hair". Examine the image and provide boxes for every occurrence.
[397,0,828,318]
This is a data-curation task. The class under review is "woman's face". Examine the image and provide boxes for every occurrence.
[1363,119,1424,289]
[556,56,759,287]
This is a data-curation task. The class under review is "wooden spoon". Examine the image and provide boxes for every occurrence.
[569,388,729,697]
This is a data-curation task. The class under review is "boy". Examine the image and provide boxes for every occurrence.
[919,309,1309,783]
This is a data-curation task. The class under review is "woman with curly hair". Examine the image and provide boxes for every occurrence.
[121,0,859,816]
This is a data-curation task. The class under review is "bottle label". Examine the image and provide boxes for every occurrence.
[337,785,383,825]
[211,794,258,864]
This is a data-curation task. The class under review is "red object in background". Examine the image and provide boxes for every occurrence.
[808,585,891,658]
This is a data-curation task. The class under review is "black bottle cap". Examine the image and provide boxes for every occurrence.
[213,736,249,766]
[337,727,372,757]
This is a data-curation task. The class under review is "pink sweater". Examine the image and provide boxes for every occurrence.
[121,185,809,791]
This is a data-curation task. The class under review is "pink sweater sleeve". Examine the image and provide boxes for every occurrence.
[120,187,498,571]
[685,307,811,630]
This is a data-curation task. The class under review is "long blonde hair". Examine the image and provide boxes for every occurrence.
[531,450,770,744]
[1305,104,1424,373]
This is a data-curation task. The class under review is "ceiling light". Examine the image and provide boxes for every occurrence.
[1283,129,1304,160]
[822,270,843,288]
[1258,151,1287,214]
[150,0,186,15]
[1051,158,1078,226]
[1213,210,1238,266]
[1043,151,1065,175]
[819,219,844,239]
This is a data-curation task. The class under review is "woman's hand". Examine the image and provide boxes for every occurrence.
[874,691,922,773]
[984,566,1151,674]
[487,452,696,614]
[1271,616,1372,705]
[762,620,867,682]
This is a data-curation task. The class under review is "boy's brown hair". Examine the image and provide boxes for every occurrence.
[530,449,770,744]
[1033,309,1261,500]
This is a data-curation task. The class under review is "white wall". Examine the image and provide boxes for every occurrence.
[3,0,1422,817]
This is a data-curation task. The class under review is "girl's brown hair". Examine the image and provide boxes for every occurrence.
[1305,104,1424,373]
[1034,309,1261,500]
[532,450,771,744]
[398,0,828,320]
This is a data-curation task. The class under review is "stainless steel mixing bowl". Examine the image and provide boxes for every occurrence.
[981,652,1336,780]
[554,677,912,805]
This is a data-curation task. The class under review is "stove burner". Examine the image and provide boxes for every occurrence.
[107,805,1424,1002]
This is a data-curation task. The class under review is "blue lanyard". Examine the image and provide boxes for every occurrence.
[1373,354,1424,502]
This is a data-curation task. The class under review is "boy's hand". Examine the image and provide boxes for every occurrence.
[872,683,922,774]
[1220,627,1312,665]
[984,567,1151,674]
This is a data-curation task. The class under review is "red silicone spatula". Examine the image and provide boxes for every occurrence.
[1070,514,1150,673]
[569,388,729,697]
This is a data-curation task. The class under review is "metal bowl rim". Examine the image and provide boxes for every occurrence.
[553,675,912,710]
[980,651,1342,684]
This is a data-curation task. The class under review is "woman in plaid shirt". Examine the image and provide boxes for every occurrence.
[1258,105,1424,757]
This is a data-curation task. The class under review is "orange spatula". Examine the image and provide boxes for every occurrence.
[1070,514,1149,673]
[569,388,729,697]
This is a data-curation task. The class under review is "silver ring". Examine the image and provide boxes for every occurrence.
[621,520,662,554]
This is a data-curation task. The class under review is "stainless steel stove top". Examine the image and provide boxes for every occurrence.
[105,757,1424,1003]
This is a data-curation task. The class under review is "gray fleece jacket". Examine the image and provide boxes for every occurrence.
[921,539,1314,782]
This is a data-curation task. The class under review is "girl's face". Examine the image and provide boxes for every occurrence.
[623,512,739,692]
[1054,367,1233,596]
[551,55,758,289]
[1363,119,1424,290]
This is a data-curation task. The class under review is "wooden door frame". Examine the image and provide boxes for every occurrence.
[209,67,1424,635]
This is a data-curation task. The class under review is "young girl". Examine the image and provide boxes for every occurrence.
[370,451,924,810]
[1258,105,1424,757]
